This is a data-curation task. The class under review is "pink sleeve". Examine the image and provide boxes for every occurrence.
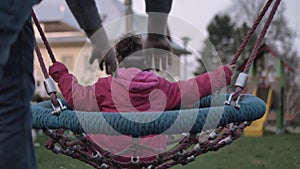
[56,73,103,111]
[160,65,232,108]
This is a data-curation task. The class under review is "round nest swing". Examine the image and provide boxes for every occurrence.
[32,95,265,169]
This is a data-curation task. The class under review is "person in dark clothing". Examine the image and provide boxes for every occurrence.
[0,1,41,169]
[66,0,173,74]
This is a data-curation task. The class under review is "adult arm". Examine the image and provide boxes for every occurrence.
[65,0,116,74]
[143,0,173,70]
[145,0,173,13]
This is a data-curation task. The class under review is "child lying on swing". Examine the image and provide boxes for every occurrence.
[49,33,235,161]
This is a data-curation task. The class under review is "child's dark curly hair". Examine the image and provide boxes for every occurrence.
[115,33,143,63]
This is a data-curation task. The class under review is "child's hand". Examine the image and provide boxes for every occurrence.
[49,62,68,82]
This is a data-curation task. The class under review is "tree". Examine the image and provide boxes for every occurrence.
[195,14,256,74]
[195,14,235,75]
[207,14,235,64]
[230,0,297,60]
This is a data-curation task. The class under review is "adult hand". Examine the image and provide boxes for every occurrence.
[90,45,117,75]
[143,34,172,70]
[88,28,117,75]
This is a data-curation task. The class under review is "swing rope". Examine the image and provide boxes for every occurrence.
[34,41,49,79]
[34,39,66,115]
[228,0,281,102]
[32,11,67,115]
[242,0,281,73]
[230,0,274,65]
[31,0,280,167]
[32,11,56,63]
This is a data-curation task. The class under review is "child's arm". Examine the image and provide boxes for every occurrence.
[192,65,233,96]
[160,65,233,108]
[49,62,101,111]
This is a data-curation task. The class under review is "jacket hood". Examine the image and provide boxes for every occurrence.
[113,68,159,92]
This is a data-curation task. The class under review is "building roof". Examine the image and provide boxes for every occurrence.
[258,44,294,72]
[239,43,294,72]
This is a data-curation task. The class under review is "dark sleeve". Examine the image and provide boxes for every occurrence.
[65,0,102,37]
[0,0,40,79]
[145,0,173,13]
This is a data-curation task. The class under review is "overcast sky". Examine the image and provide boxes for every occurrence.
[131,0,300,54]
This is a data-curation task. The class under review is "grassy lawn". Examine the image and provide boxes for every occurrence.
[35,135,93,169]
[35,132,300,169]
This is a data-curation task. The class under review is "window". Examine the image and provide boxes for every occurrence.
[62,55,74,70]
[36,81,41,87]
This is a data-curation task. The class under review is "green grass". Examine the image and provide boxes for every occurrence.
[35,135,93,169]
[35,132,300,169]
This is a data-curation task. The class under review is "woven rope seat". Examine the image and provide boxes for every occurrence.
[32,94,266,136]
[31,94,266,168]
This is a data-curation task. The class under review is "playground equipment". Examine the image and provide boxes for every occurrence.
[31,0,281,168]
[242,43,295,135]
[244,85,273,136]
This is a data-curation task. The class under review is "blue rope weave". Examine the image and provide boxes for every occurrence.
[32,94,266,137]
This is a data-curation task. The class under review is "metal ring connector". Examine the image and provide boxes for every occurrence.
[194,143,202,153]
[187,155,195,162]
[177,149,185,156]
[44,78,57,95]
[99,163,108,169]
[225,93,234,105]
[235,72,249,88]
[225,93,242,109]
[52,146,61,154]
[92,151,103,161]
[234,95,242,109]
[209,131,217,140]
[147,165,154,169]
[224,136,233,145]
[131,156,140,164]
[51,98,67,116]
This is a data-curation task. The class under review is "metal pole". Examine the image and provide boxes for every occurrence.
[125,0,133,32]
[276,58,284,134]
[181,37,190,80]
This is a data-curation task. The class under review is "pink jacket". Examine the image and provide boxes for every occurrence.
[49,62,232,160]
